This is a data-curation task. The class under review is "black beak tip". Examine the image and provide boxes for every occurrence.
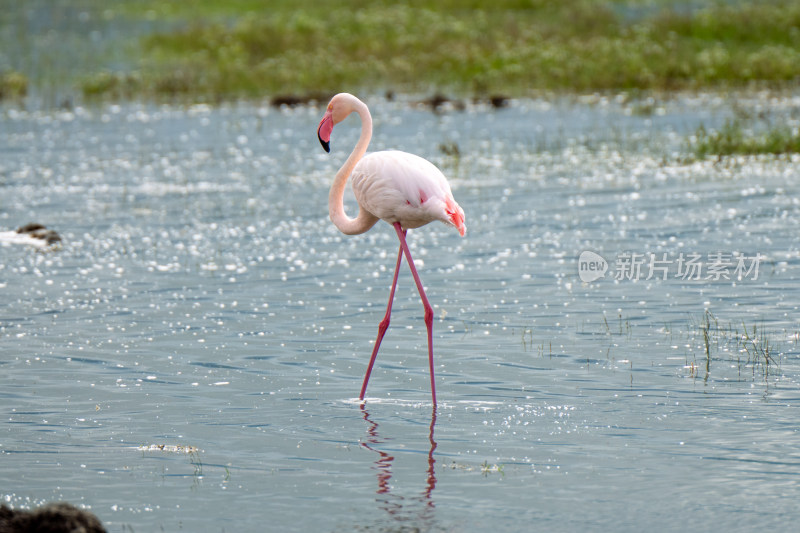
[319,136,330,153]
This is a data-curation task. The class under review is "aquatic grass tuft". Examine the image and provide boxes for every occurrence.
[688,310,782,379]
[692,119,800,158]
[481,460,505,477]
[0,71,28,101]
[701,311,711,381]
[740,321,777,372]
[81,71,142,100]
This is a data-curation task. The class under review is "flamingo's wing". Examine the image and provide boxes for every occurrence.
[351,150,460,231]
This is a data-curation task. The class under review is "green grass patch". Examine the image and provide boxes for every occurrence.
[688,310,781,380]
[0,71,28,101]
[693,119,800,158]
[72,0,800,101]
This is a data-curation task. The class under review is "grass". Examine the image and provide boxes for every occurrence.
[77,0,800,102]
[692,119,800,158]
[689,310,780,380]
[0,71,28,101]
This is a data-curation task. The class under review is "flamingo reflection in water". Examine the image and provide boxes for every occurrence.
[360,406,438,522]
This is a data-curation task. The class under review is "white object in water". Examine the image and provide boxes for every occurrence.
[0,223,62,249]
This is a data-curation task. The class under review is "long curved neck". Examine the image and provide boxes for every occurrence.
[329,99,379,235]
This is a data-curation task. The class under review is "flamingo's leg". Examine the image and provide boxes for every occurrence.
[360,242,403,400]
[392,222,437,406]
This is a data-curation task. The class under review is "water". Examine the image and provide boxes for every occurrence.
[2,95,800,532]
[0,0,165,108]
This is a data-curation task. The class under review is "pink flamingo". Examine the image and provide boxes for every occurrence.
[317,93,466,405]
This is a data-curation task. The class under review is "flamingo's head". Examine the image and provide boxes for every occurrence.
[317,93,358,153]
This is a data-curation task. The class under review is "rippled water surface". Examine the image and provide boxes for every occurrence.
[2,95,800,532]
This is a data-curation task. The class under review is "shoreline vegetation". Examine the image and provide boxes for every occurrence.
[2,0,800,156]
[693,119,800,159]
[80,0,800,100]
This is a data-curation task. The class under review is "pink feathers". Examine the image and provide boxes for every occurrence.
[445,198,466,237]
[349,150,466,236]
[317,93,466,404]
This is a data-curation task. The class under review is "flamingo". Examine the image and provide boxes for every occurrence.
[317,93,466,405]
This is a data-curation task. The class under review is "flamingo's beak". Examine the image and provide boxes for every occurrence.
[317,111,333,153]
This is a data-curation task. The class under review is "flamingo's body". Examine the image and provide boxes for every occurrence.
[351,150,465,234]
[317,93,465,405]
